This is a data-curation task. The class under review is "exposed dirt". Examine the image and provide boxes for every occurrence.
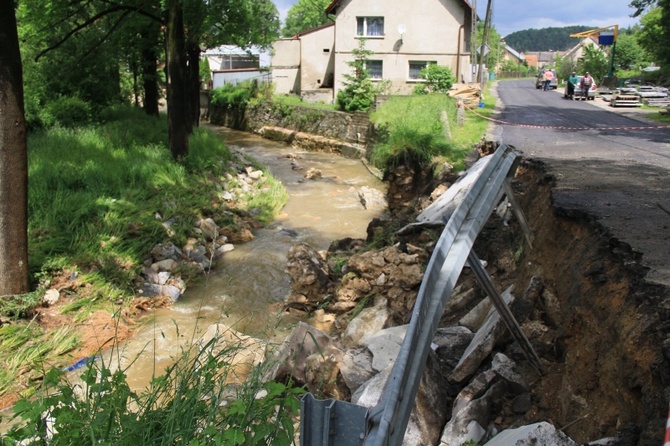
[347,148,669,444]
[0,272,173,410]
[460,159,668,444]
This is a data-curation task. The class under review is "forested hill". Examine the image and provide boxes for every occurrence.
[504,26,594,52]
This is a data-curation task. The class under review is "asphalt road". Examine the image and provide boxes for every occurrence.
[488,79,670,286]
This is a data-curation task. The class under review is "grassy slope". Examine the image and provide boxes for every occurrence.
[0,106,288,401]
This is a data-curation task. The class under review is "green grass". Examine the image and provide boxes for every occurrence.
[26,106,285,293]
[1,105,289,400]
[647,111,670,123]
[272,94,337,111]
[369,93,484,172]
[2,328,304,445]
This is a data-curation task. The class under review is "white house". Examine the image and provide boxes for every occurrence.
[272,0,475,102]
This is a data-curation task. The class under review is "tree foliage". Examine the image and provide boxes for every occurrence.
[474,21,502,73]
[630,0,657,16]
[578,45,610,81]
[615,32,650,69]
[412,65,456,94]
[554,53,578,81]
[636,3,670,67]
[504,26,594,52]
[336,40,384,112]
[282,0,332,37]
[16,0,280,157]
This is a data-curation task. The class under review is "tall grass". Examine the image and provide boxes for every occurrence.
[369,94,470,172]
[26,106,281,292]
[2,329,304,445]
[1,105,288,399]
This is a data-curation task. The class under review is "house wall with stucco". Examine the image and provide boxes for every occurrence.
[272,39,301,94]
[330,0,472,95]
[299,24,335,92]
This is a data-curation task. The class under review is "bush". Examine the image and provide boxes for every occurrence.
[210,83,254,110]
[412,64,456,95]
[41,96,92,128]
[336,76,378,112]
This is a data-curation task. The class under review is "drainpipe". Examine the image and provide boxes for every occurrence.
[457,24,464,82]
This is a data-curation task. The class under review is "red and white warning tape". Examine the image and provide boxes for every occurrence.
[463,103,670,132]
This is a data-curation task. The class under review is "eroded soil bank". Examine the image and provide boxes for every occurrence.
[474,159,668,444]
[299,151,670,444]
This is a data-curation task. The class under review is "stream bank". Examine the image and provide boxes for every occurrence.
[278,150,668,445]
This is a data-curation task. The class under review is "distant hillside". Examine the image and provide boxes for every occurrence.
[504,26,593,52]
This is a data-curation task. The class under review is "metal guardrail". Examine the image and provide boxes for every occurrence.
[300,144,533,446]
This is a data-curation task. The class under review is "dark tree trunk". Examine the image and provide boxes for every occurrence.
[0,1,30,295]
[186,43,201,129]
[140,23,160,117]
[166,0,189,160]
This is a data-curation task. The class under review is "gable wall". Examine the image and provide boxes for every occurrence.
[331,0,471,95]
[300,25,336,92]
[272,39,301,94]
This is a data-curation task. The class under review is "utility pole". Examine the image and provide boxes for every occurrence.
[477,0,493,84]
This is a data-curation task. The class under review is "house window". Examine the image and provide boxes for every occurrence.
[356,17,384,37]
[409,61,436,80]
[365,60,383,79]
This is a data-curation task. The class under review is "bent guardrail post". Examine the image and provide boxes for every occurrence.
[467,250,543,375]
[300,144,526,446]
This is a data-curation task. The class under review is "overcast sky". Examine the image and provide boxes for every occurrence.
[272,0,642,37]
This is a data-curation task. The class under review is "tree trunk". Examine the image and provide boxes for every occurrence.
[166,0,189,160]
[187,43,201,129]
[140,23,161,117]
[0,1,30,296]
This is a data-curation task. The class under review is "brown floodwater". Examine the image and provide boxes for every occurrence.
[101,126,388,391]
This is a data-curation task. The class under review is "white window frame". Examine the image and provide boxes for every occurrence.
[408,61,437,81]
[365,60,383,80]
[356,17,384,38]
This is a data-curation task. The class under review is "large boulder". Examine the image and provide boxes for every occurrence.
[268,322,349,400]
[286,243,334,304]
[351,351,450,446]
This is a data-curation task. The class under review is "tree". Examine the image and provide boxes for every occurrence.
[17,0,164,121]
[578,45,610,81]
[17,0,280,158]
[282,0,331,37]
[614,32,648,70]
[336,40,382,112]
[637,6,663,63]
[167,0,190,160]
[554,53,577,81]
[0,1,30,295]
[630,0,657,16]
[474,20,502,78]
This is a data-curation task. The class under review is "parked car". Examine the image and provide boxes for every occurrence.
[535,69,558,89]
[566,75,597,100]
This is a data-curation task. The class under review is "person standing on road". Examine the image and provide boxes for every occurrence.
[567,71,579,99]
[543,70,554,91]
[580,72,594,100]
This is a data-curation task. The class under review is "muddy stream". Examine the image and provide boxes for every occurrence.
[102,127,387,391]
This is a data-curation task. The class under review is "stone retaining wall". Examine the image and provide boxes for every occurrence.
[209,100,372,159]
